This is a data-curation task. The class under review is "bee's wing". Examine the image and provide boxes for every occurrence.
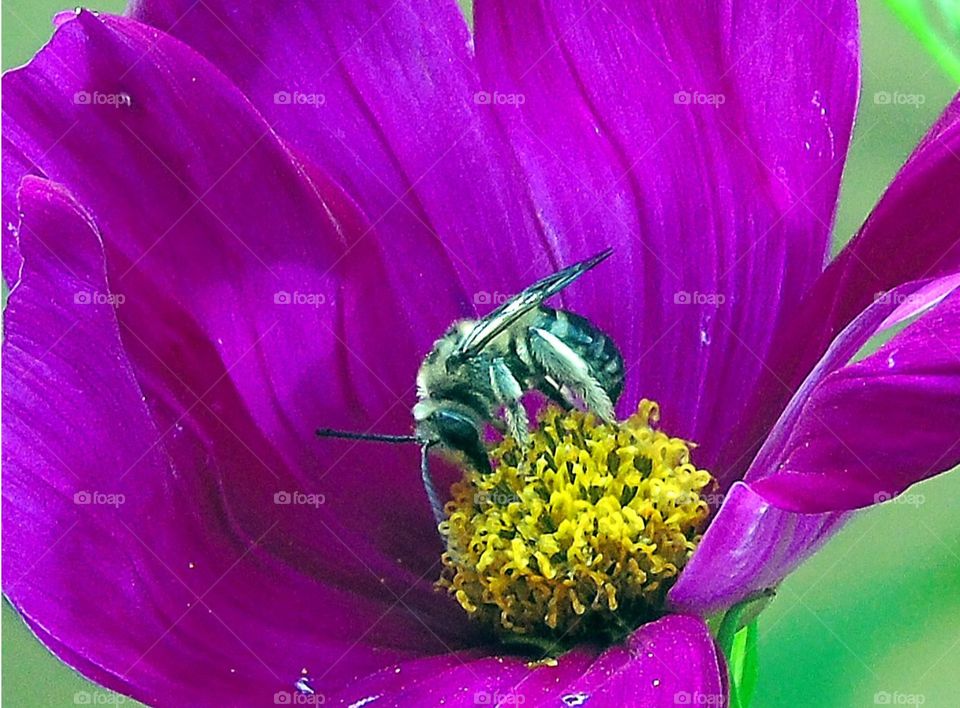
[454,248,612,357]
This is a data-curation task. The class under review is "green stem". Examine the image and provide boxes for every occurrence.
[716,603,747,708]
[716,602,746,660]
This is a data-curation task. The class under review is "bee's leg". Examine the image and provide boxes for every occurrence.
[489,358,530,445]
[488,418,509,435]
[528,327,615,422]
[420,442,445,526]
[538,376,575,411]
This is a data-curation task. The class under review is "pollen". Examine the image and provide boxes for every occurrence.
[437,401,712,643]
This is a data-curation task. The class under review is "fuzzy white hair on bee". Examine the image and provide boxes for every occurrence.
[317,248,624,526]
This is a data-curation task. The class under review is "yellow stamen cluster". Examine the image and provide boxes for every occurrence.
[438,401,712,641]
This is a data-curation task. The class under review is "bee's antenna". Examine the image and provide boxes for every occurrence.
[315,427,419,444]
[421,442,445,525]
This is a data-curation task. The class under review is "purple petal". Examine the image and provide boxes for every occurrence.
[801,93,960,337]
[471,0,859,471]
[129,0,861,476]
[2,12,459,574]
[748,276,960,482]
[2,136,43,284]
[721,93,960,480]
[749,288,960,513]
[4,177,468,704]
[668,482,846,616]
[328,615,725,707]
[129,0,553,323]
[669,279,960,614]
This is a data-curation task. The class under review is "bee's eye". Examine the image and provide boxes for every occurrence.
[432,408,491,475]
[431,408,476,446]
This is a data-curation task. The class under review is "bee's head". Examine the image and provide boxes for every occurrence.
[417,319,478,392]
[413,399,491,475]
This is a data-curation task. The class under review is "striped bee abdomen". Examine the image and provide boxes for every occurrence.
[533,308,625,406]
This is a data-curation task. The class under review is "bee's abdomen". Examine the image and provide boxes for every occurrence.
[534,309,625,404]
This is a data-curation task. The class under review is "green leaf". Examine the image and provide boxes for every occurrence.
[884,0,960,82]
[716,594,770,708]
[728,621,760,708]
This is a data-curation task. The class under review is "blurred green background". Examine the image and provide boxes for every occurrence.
[3,1,959,706]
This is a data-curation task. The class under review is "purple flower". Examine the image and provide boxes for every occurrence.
[3,1,959,706]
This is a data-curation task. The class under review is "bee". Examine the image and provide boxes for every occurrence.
[317,249,624,522]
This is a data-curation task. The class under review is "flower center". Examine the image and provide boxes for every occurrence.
[437,401,713,645]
